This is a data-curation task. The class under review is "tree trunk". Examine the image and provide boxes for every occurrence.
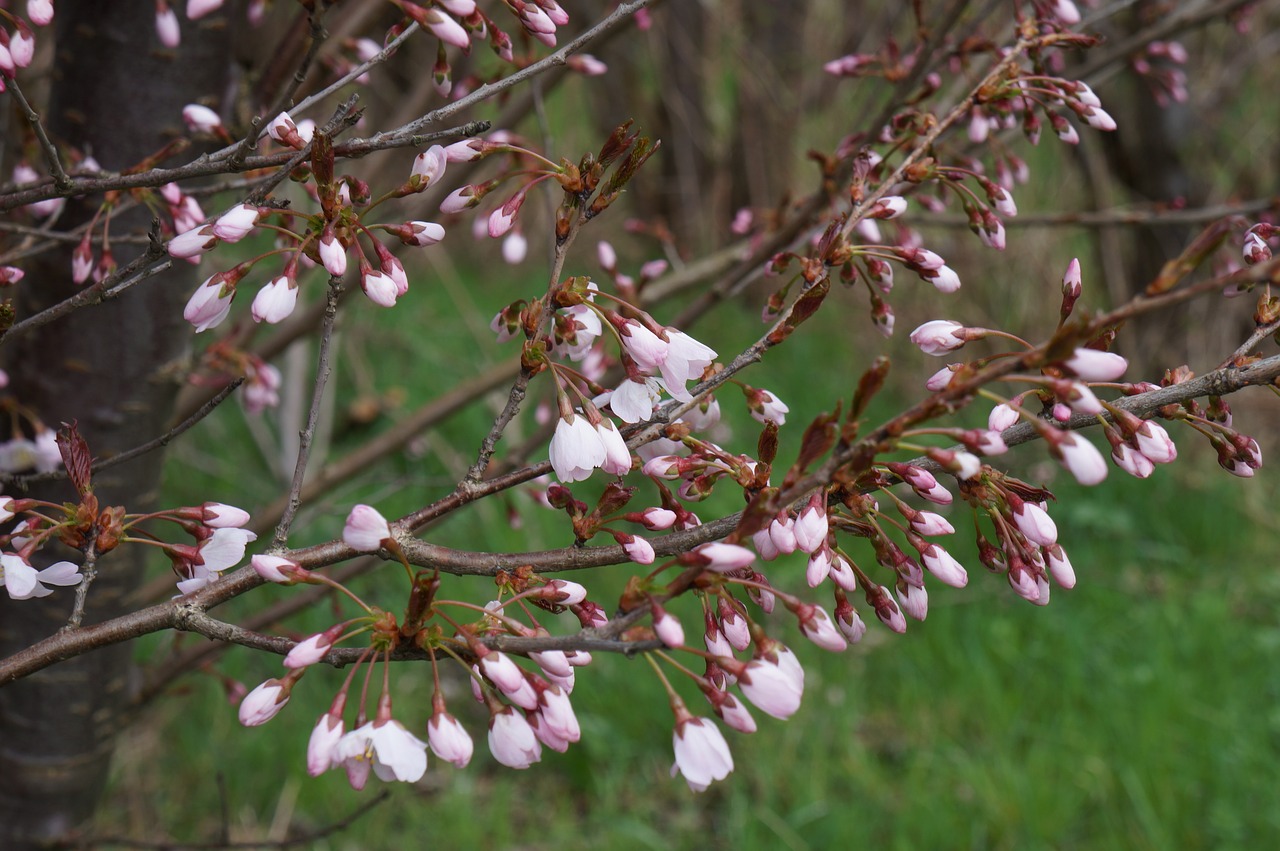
[0,5,230,847]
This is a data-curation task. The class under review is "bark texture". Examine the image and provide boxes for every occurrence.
[0,5,230,847]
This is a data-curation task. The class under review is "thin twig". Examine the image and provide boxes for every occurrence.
[272,277,343,548]
[8,77,71,190]
[62,544,99,630]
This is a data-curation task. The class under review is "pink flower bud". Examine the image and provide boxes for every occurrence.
[250,276,298,324]
[1063,348,1128,381]
[187,0,225,21]
[909,320,967,355]
[156,4,181,47]
[411,145,448,189]
[360,269,399,307]
[183,274,235,332]
[653,604,684,648]
[544,578,586,606]
[168,225,218,259]
[897,583,929,621]
[797,604,848,652]
[689,542,755,573]
[737,656,804,719]
[488,705,541,769]
[182,103,223,135]
[251,554,302,583]
[238,678,289,726]
[671,715,733,792]
[1052,431,1108,485]
[211,204,259,243]
[439,184,479,213]
[284,631,335,668]
[342,504,391,550]
[428,711,474,768]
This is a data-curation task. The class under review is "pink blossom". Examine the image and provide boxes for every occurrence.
[1053,432,1108,485]
[711,693,756,734]
[836,606,867,643]
[619,320,668,371]
[897,583,929,621]
[672,716,734,792]
[211,204,259,242]
[738,656,805,719]
[182,103,223,134]
[653,605,685,648]
[1063,348,1128,381]
[910,510,954,537]
[27,0,54,25]
[428,711,474,767]
[925,265,962,292]
[910,320,967,355]
[1135,422,1177,464]
[403,221,445,247]
[792,495,828,553]
[691,542,755,573]
[751,527,779,561]
[282,631,332,669]
[362,719,429,783]
[250,276,297,324]
[343,504,391,551]
[568,53,607,75]
[920,544,967,588]
[872,586,907,633]
[197,527,257,572]
[1,555,82,600]
[806,548,832,587]
[926,365,959,391]
[423,8,470,48]
[439,185,478,213]
[360,269,399,307]
[1062,257,1082,297]
[595,420,632,475]
[10,25,34,67]
[549,413,606,483]
[543,579,587,606]
[478,651,526,694]
[186,0,224,20]
[488,706,542,769]
[238,679,288,726]
[169,225,218,259]
[659,330,717,397]
[202,502,250,527]
[307,712,344,776]
[829,553,858,591]
[1112,443,1155,478]
[443,139,487,163]
[622,535,655,565]
[747,387,789,425]
[318,231,348,276]
[1011,499,1057,547]
[1043,544,1076,589]
[251,554,302,583]
[798,605,848,652]
[639,507,677,530]
[768,513,798,555]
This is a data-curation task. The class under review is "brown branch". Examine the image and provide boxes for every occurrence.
[8,77,71,191]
